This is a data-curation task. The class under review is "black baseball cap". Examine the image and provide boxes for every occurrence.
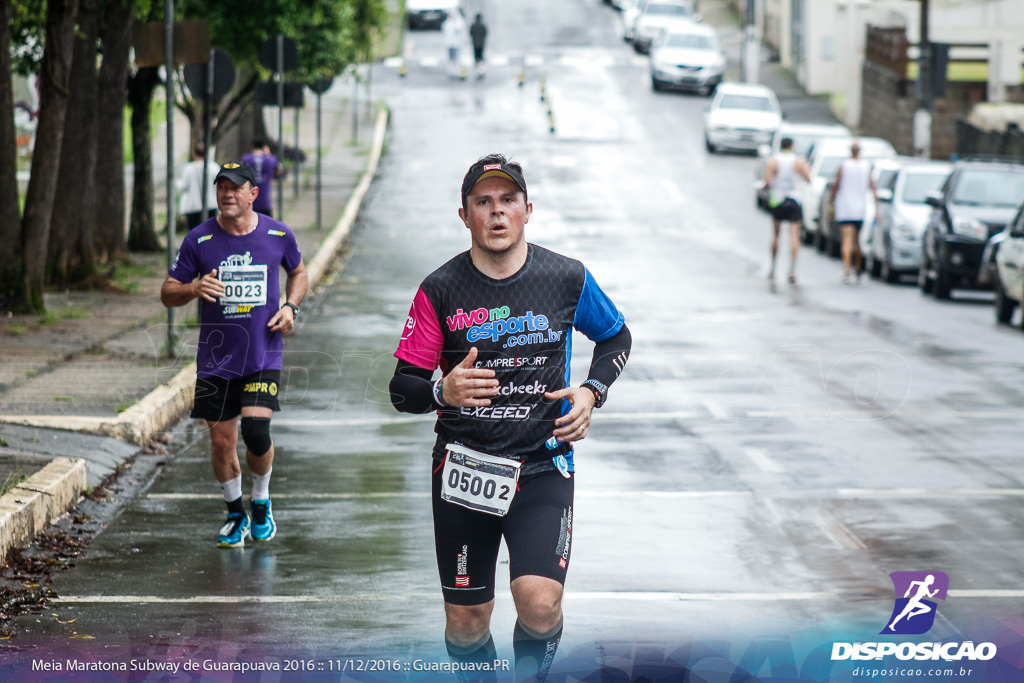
[214,161,257,187]
[461,158,528,204]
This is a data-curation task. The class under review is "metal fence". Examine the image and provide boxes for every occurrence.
[956,119,1024,159]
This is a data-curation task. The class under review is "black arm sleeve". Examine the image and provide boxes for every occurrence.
[587,324,631,388]
[389,360,439,414]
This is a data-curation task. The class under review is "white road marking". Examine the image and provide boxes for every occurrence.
[53,591,833,605]
[743,447,784,473]
[948,590,1024,598]
[273,412,711,427]
[145,491,751,501]
[524,55,545,67]
[839,488,1024,497]
[53,589,1024,605]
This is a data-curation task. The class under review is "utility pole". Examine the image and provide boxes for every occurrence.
[847,0,860,128]
[913,0,932,158]
[742,0,760,83]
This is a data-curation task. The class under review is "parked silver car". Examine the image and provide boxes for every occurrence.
[865,159,953,282]
[649,22,723,94]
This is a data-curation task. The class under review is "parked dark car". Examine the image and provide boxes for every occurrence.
[919,160,1024,300]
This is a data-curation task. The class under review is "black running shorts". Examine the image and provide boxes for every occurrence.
[771,198,802,222]
[190,370,281,422]
[432,463,575,606]
[839,220,864,232]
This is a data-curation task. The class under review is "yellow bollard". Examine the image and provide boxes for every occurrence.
[399,59,408,78]
[539,74,546,102]
[518,68,525,87]
[548,109,556,134]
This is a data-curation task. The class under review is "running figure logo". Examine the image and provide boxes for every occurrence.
[881,571,949,635]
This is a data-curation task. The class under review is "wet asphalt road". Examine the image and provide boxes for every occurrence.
[6,0,1024,679]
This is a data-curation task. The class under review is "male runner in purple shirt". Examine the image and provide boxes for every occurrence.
[161,161,307,548]
[240,139,282,219]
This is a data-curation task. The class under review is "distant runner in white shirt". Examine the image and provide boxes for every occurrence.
[443,10,467,79]
[764,137,811,283]
[829,141,877,284]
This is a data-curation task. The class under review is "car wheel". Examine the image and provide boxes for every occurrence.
[868,251,882,278]
[995,278,1015,324]
[815,226,827,253]
[881,250,900,284]
[800,224,812,245]
[705,137,716,154]
[933,258,952,300]
[828,229,842,258]
[918,255,934,294]
[651,77,663,92]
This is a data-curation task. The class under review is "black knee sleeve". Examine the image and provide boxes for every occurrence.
[240,417,272,456]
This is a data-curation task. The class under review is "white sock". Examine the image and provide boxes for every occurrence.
[252,469,272,501]
[219,475,242,503]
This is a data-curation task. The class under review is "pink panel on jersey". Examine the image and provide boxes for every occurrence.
[395,288,445,371]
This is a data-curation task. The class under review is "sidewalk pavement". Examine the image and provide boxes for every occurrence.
[0,75,389,562]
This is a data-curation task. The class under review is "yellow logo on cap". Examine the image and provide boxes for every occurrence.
[223,163,240,169]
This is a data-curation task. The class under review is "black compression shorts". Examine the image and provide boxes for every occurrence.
[190,370,281,422]
[771,198,802,222]
[432,462,574,606]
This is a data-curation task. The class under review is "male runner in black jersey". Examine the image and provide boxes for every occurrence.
[390,154,631,682]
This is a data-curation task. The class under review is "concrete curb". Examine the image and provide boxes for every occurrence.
[0,365,197,447]
[0,457,87,561]
[0,107,390,448]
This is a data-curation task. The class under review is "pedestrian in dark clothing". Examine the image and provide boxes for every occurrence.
[470,14,488,79]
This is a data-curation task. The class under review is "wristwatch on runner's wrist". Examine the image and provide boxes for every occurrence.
[282,302,300,318]
[581,379,608,409]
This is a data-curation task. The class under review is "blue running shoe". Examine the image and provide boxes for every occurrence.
[250,499,276,542]
[217,512,250,548]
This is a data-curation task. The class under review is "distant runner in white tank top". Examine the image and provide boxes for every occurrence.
[764,137,810,283]
[829,141,878,283]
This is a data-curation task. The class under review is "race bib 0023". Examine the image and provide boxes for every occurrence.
[441,444,522,517]
[219,264,268,307]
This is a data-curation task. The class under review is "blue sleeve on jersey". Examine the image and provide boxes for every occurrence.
[573,269,624,342]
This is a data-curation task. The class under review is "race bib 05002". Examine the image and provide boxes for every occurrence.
[441,444,522,517]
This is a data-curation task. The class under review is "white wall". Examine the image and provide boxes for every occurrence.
[762,0,1024,127]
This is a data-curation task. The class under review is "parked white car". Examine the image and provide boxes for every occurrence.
[865,158,953,282]
[632,1,698,53]
[799,136,896,243]
[754,122,851,209]
[994,202,1024,325]
[649,22,723,94]
[703,82,782,154]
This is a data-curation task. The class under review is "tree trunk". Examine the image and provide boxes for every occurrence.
[0,0,24,309]
[93,0,133,263]
[127,66,161,252]
[19,0,80,313]
[49,0,98,287]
